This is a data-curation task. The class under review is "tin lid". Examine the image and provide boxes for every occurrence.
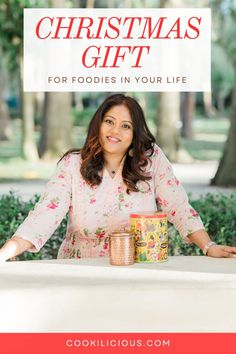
[109,231,134,238]
[130,211,167,218]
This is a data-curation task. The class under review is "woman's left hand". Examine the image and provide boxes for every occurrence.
[207,245,236,258]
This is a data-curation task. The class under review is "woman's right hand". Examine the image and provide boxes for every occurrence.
[0,237,33,262]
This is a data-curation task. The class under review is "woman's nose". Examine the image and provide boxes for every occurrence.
[110,124,120,134]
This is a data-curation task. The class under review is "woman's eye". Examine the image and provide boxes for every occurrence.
[122,124,131,129]
[104,119,113,125]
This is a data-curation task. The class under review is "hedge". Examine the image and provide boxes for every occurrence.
[0,191,235,260]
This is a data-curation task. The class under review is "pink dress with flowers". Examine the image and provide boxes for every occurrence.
[12,144,204,259]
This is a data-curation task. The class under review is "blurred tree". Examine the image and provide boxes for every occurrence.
[200,1,233,117]
[39,0,73,159]
[0,0,39,160]
[156,92,181,161]
[0,0,73,160]
[203,91,216,118]
[181,92,195,138]
[86,0,94,7]
[0,46,12,141]
[22,92,39,161]
[39,92,73,159]
[212,81,236,186]
[211,0,236,186]
[212,43,234,112]
[156,0,193,162]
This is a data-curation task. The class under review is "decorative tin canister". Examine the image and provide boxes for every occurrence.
[130,212,168,263]
[109,232,135,266]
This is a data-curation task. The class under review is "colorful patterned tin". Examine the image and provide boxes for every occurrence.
[130,212,168,263]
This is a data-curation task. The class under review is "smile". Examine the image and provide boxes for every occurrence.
[106,136,121,143]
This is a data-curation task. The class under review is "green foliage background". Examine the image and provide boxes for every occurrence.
[1,191,235,260]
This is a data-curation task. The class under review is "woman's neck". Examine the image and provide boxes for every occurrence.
[103,153,125,171]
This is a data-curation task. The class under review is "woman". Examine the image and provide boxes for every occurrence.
[0,94,235,261]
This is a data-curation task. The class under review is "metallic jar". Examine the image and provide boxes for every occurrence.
[130,212,168,263]
[109,232,135,266]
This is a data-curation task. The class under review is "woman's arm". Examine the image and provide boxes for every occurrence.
[152,146,236,258]
[188,229,236,258]
[0,154,74,262]
[153,146,205,242]
[0,236,33,262]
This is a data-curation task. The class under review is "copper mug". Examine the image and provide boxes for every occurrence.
[109,231,135,266]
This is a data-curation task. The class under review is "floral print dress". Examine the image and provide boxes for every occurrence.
[12,144,204,259]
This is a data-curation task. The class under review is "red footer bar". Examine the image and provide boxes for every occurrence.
[0,333,235,354]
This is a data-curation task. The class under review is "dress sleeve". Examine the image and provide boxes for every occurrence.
[152,146,205,244]
[12,154,73,252]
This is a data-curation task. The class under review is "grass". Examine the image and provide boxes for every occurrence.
[0,121,87,180]
[181,116,229,161]
[193,117,230,134]
[0,116,230,179]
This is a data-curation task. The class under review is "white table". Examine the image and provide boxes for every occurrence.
[0,256,235,332]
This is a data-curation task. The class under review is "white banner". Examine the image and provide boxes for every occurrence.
[24,8,211,92]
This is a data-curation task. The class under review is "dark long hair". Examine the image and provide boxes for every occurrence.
[60,94,156,194]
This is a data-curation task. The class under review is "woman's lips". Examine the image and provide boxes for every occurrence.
[106,136,121,143]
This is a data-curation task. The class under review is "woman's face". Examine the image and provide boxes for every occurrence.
[99,104,134,157]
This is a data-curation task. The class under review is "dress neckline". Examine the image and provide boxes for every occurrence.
[103,154,126,180]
